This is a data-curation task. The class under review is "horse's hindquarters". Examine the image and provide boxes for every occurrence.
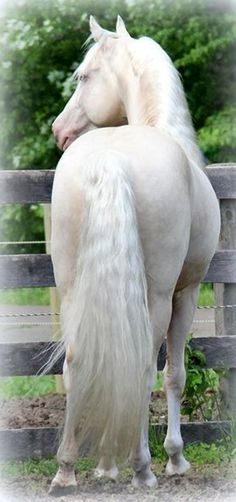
[52,127,195,298]
[52,126,220,302]
[180,166,221,288]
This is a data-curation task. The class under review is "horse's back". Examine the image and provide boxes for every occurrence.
[54,125,192,235]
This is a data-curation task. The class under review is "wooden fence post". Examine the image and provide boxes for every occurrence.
[213,166,236,417]
[43,204,65,394]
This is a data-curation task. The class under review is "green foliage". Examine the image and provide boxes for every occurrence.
[149,426,235,465]
[184,441,234,465]
[149,426,168,461]
[0,457,57,478]
[0,375,56,398]
[126,0,236,160]
[0,0,128,244]
[0,0,127,170]
[0,287,50,305]
[0,456,96,478]
[198,283,214,307]
[198,107,236,162]
[0,204,45,254]
[182,335,225,421]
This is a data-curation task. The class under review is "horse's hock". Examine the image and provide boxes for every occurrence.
[0,164,236,461]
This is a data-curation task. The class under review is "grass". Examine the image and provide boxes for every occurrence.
[153,372,163,391]
[184,441,236,466]
[0,284,213,307]
[0,286,54,399]
[149,426,236,467]
[0,372,164,400]
[0,457,96,479]
[0,376,56,399]
[0,287,50,305]
[0,441,235,480]
[198,283,214,306]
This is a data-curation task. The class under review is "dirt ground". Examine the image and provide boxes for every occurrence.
[0,391,171,429]
[1,463,236,502]
[1,393,236,501]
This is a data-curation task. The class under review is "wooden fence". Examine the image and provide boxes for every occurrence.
[0,165,236,460]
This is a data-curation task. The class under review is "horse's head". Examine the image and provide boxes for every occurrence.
[52,16,130,151]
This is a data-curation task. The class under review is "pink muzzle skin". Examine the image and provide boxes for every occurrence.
[52,119,70,151]
[52,117,92,151]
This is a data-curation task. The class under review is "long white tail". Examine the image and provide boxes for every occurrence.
[58,150,153,460]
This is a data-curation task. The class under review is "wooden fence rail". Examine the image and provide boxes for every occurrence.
[0,336,236,378]
[0,421,232,461]
[0,165,236,460]
[1,250,236,287]
[1,164,236,203]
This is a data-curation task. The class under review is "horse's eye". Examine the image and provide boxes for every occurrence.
[79,73,88,82]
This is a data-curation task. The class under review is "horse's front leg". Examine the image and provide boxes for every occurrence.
[163,284,199,475]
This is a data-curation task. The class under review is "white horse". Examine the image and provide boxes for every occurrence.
[49,16,220,495]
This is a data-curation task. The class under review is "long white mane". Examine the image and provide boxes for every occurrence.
[128,36,204,169]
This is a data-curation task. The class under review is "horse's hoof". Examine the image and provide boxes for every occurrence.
[165,455,190,476]
[94,465,119,480]
[48,482,77,497]
[132,469,158,489]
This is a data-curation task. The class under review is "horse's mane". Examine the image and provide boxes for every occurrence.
[129,36,204,169]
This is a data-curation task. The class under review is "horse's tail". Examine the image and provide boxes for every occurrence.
[60,150,153,460]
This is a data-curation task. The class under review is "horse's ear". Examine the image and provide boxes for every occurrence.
[116,15,130,37]
[90,16,108,42]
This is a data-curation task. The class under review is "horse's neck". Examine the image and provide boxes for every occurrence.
[121,39,204,170]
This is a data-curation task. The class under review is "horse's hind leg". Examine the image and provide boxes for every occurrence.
[163,284,199,475]
[94,371,156,484]
[131,363,157,489]
[94,455,119,480]
[131,293,173,488]
[49,360,78,495]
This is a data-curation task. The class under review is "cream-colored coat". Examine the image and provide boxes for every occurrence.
[49,17,220,495]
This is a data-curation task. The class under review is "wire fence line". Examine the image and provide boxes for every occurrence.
[0,304,234,327]
[0,319,214,327]
[0,240,50,246]
[0,239,50,244]
[0,321,60,327]
[1,303,236,319]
